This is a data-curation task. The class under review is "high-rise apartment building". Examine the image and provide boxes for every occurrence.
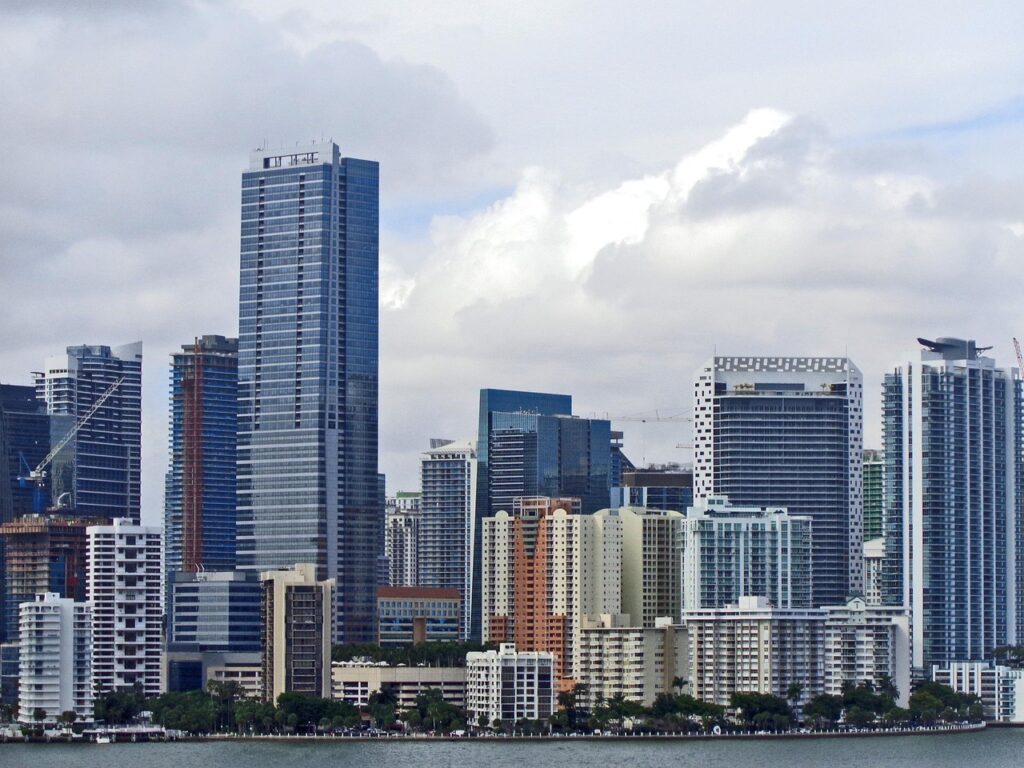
[594,506,682,627]
[882,337,1023,667]
[823,597,910,706]
[680,496,813,611]
[17,593,92,725]
[862,449,884,541]
[419,439,476,636]
[693,356,864,607]
[482,497,621,683]
[87,518,162,697]
[34,344,142,521]
[165,336,238,580]
[261,563,333,701]
[685,595,825,707]
[236,143,380,643]
[576,615,687,708]
[384,504,420,587]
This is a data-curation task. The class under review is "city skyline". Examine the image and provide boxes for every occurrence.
[3,3,1024,521]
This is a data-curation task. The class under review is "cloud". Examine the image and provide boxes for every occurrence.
[0,2,493,521]
[379,109,1024,488]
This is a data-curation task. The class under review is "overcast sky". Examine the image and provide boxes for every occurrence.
[2,1,1024,525]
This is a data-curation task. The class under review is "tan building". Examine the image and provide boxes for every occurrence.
[594,507,682,626]
[576,614,687,708]
[331,662,465,708]
[261,564,333,702]
[685,595,825,707]
[482,497,621,685]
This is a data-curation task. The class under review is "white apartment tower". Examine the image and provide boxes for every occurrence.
[465,643,556,724]
[882,338,1022,668]
[693,356,864,606]
[384,506,420,587]
[823,597,911,707]
[87,518,163,697]
[418,439,477,639]
[681,496,813,611]
[685,595,825,707]
[18,593,92,724]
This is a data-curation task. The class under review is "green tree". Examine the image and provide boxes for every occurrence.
[57,710,78,734]
[730,692,791,729]
[803,694,843,726]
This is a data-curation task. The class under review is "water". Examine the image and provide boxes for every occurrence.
[2,730,1021,768]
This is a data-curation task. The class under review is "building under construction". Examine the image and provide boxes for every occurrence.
[164,336,238,579]
[0,513,103,643]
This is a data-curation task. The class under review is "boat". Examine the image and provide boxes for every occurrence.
[96,734,112,744]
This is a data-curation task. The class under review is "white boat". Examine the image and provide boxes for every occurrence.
[96,734,112,744]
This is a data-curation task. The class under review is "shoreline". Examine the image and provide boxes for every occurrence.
[3,722,988,744]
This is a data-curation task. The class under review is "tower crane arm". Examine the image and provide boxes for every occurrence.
[26,376,125,481]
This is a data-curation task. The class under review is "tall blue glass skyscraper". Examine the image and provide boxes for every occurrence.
[236,143,380,643]
[882,337,1023,668]
[164,335,239,581]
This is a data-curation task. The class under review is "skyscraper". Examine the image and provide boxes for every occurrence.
[419,439,476,637]
[693,356,864,607]
[236,143,380,643]
[165,335,239,580]
[0,384,50,518]
[34,343,143,520]
[882,337,1023,667]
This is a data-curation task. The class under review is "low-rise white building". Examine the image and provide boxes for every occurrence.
[330,662,466,708]
[576,614,686,708]
[932,661,1024,722]
[465,644,555,724]
[18,593,92,724]
[823,597,910,706]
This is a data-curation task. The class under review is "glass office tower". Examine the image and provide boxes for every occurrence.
[693,356,864,608]
[236,142,380,643]
[34,343,143,521]
[165,336,239,581]
[882,337,1023,668]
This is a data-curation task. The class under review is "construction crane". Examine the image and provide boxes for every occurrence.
[606,409,693,423]
[1014,338,1024,372]
[18,376,125,513]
